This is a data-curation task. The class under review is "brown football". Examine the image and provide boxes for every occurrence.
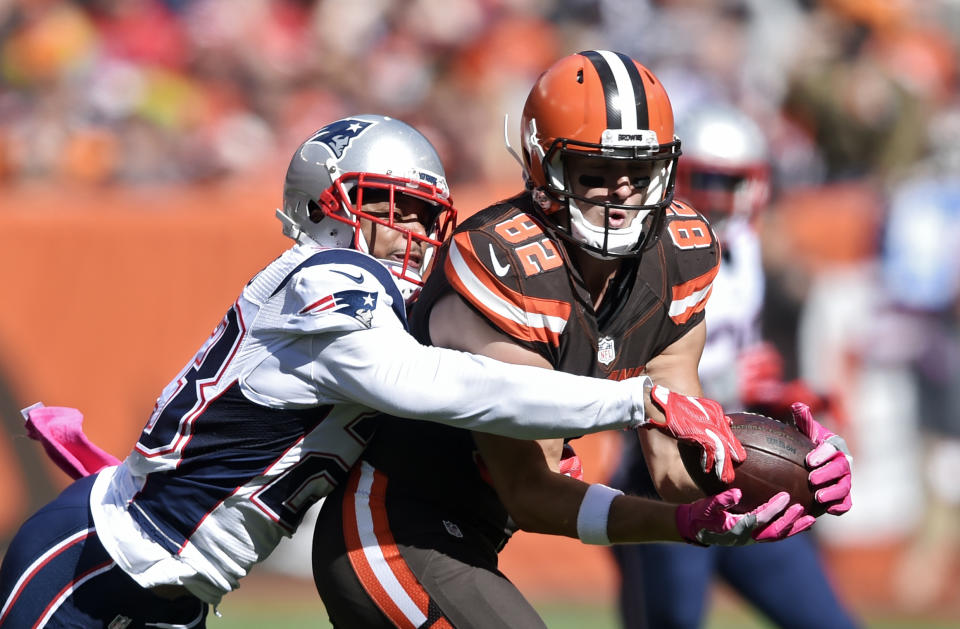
[678,411,824,516]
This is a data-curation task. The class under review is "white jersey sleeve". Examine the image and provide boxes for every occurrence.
[239,249,410,408]
[307,325,648,439]
[241,244,648,437]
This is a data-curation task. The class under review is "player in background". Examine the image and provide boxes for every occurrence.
[608,103,859,629]
[0,114,718,628]
[312,51,852,629]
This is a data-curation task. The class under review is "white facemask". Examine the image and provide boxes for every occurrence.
[567,201,650,259]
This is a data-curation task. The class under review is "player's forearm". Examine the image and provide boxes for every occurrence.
[606,495,684,544]
[636,428,703,502]
[501,471,684,543]
[475,432,687,544]
[504,473,587,537]
[637,333,710,500]
[319,327,648,438]
[475,432,584,537]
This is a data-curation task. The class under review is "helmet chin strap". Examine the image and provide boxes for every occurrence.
[276,208,306,243]
[378,259,422,304]
[567,198,647,258]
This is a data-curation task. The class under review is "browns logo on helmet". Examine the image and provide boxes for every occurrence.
[519,50,681,259]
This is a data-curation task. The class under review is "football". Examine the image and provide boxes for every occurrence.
[678,411,824,515]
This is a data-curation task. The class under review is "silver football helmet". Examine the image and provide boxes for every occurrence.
[278,114,455,300]
[675,104,770,229]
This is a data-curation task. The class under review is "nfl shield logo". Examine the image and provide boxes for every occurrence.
[597,336,616,365]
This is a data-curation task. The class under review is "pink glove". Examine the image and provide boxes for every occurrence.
[676,489,815,546]
[646,384,746,484]
[558,443,584,481]
[21,403,120,480]
[791,402,852,515]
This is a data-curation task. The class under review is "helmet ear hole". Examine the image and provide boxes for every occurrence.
[307,199,325,223]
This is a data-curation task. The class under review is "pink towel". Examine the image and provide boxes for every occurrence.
[22,404,121,479]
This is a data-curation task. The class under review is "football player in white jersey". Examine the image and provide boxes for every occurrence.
[0,114,723,628]
[609,103,859,629]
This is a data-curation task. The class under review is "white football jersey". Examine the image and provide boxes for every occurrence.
[89,243,649,604]
[91,243,410,603]
[697,220,765,407]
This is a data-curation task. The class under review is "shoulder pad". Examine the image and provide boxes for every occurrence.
[278,250,407,334]
[443,212,571,347]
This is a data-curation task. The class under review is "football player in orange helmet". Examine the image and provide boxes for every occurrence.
[519,49,681,259]
[312,52,850,628]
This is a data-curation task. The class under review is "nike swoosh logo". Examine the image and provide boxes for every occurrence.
[488,244,511,277]
[331,269,364,284]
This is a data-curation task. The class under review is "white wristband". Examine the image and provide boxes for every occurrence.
[576,483,623,545]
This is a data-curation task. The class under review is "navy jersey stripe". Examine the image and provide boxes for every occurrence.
[271,249,408,328]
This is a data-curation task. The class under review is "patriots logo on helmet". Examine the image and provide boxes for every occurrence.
[300,289,378,328]
[309,119,374,158]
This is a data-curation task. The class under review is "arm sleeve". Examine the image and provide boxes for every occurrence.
[309,325,649,439]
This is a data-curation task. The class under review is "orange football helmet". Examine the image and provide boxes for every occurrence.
[520,50,680,258]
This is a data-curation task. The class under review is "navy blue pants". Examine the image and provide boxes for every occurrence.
[0,473,208,628]
[611,533,860,629]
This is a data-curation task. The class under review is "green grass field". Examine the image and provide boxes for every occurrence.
[208,601,959,629]
[206,575,959,629]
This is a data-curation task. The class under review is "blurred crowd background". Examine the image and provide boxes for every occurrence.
[2,0,960,624]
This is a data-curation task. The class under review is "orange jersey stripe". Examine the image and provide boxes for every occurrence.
[669,263,718,325]
[444,232,570,346]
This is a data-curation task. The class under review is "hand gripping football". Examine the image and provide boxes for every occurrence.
[679,412,824,516]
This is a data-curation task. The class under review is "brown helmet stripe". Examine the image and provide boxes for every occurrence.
[579,50,648,131]
[580,50,621,129]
